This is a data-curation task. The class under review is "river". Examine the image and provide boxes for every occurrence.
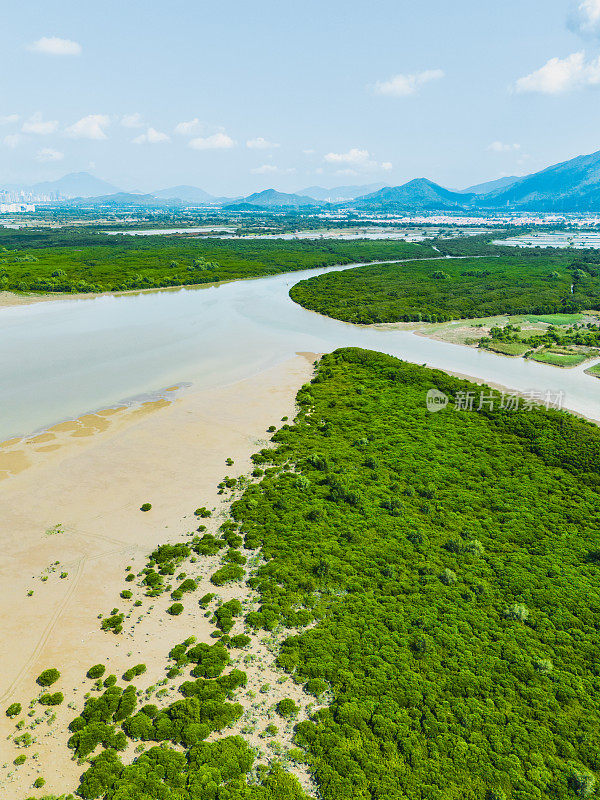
[1,261,599,440]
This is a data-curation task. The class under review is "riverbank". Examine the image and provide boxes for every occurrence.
[0,353,316,798]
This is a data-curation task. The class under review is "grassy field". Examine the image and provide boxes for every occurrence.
[481,340,530,356]
[524,313,584,326]
[528,349,588,367]
[289,255,598,323]
[585,362,600,378]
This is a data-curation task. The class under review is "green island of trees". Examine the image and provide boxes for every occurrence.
[227,348,600,800]
[0,228,435,295]
[289,255,600,323]
[45,347,600,800]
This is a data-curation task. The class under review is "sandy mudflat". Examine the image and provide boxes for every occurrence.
[0,354,316,798]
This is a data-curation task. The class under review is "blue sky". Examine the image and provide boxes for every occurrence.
[2,0,600,195]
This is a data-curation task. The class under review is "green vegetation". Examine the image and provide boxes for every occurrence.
[289,255,600,322]
[479,321,600,366]
[0,230,434,295]
[101,613,124,634]
[210,564,245,586]
[39,692,64,706]
[529,350,587,367]
[64,633,310,800]
[167,602,184,616]
[276,699,299,718]
[140,502,152,512]
[525,313,584,326]
[5,702,21,717]
[223,348,600,800]
[585,362,600,378]
[482,340,530,357]
[14,754,26,766]
[87,665,106,679]
[36,668,60,687]
[122,664,147,682]
[38,346,600,799]
[229,634,251,649]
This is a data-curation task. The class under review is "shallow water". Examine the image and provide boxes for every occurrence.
[1,261,599,440]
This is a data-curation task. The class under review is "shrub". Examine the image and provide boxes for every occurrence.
[440,568,457,585]
[305,678,328,697]
[101,613,124,634]
[36,668,60,687]
[194,507,211,517]
[504,603,529,622]
[167,603,184,616]
[140,503,152,512]
[33,777,45,788]
[210,564,245,586]
[123,664,147,681]
[87,664,106,679]
[39,692,63,706]
[199,592,215,608]
[229,634,251,649]
[125,573,135,582]
[120,590,133,599]
[569,766,596,798]
[14,754,26,766]
[103,674,117,687]
[6,702,21,718]
[276,698,299,718]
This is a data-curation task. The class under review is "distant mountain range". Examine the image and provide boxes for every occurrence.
[224,189,321,210]
[7,148,600,211]
[349,179,473,212]
[459,176,520,195]
[300,183,387,202]
[152,185,223,204]
[481,150,600,210]
[29,172,119,198]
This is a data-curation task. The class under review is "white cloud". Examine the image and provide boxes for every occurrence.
[21,112,59,135]
[0,114,19,125]
[514,51,600,94]
[36,147,64,162]
[28,36,82,56]
[250,164,295,174]
[324,148,392,173]
[487,141,521,152]
[246,137,280,149]
[174,118,204,136]
[569,0,600,36]
[132,127,170,144]
[121,113,144,128]
[324,147,371,165]
[65,114,110,140]
[374,69,444,97]
[251,164,278,174]
[2,134,20,148]
[189,132,235,150]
